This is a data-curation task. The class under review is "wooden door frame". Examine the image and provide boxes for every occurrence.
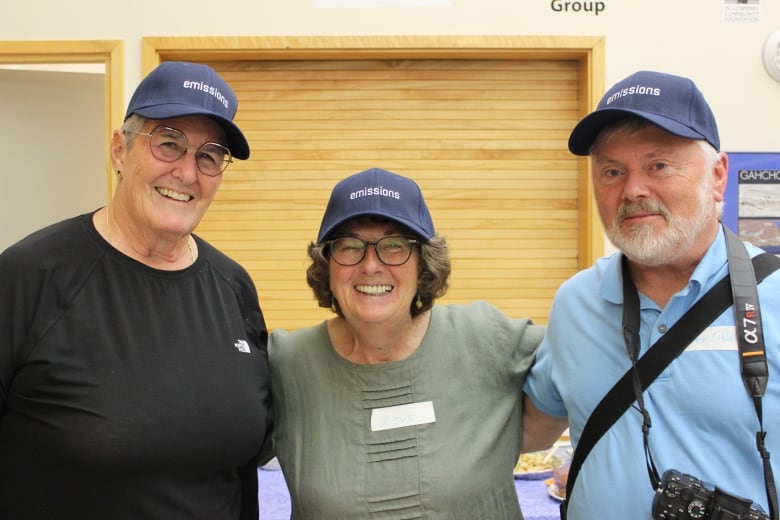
[0,40,124,201]
[141,35,604,267]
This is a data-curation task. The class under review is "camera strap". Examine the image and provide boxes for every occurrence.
[560,224,780,519]
[724,225,778,520]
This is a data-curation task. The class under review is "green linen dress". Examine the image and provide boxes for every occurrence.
[269,300,543,519]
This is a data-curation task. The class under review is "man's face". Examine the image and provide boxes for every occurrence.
[590,124,727,266]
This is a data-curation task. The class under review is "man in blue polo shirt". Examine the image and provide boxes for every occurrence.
[522,70,780,519]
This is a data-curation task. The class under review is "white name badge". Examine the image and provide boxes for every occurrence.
[686,325,737,351]
[370,401,436,432]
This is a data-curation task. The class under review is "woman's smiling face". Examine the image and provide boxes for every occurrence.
[111,115,226,241]
[328,217,420,327]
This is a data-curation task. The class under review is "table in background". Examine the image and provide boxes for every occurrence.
[258,467,560,520]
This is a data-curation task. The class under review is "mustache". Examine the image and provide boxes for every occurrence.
[616,200,669,223]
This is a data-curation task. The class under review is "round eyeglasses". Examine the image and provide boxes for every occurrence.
[325,236,419,266]
[127,125,233,177]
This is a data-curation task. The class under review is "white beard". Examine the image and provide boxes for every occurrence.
[606,180,715,266]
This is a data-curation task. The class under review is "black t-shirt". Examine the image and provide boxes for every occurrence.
[0,212,270,519]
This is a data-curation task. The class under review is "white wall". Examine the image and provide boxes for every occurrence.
[2,0,778,151]
[0,69,105,250]
[1,0,778,252]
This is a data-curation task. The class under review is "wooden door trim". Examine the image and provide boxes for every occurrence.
[0,40,124,200]
[142,34,604,267]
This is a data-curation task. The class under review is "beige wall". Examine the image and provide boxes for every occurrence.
[1,0,778,254]
[0,69,105,250]
[2,0,778,152]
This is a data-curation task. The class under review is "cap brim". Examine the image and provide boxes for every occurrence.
[317,211,431,244]
[132,105,250,160]
[568,108,708,156]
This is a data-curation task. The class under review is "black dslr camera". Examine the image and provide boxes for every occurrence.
[652,469,768,520]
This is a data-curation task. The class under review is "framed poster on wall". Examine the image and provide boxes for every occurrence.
[722,152,780,253]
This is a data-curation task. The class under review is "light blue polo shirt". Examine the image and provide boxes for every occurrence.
[524,231,780,519]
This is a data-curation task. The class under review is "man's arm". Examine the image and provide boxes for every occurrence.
[521,393,569,453]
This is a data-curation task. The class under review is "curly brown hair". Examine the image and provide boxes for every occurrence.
[305,219,451,318]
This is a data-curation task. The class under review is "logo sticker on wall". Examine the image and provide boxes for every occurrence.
[723,0,760,23]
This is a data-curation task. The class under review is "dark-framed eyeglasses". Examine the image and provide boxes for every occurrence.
[127,125,233,177]
[325,236,419,266]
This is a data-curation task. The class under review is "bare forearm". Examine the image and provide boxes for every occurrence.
[521,393,568,453]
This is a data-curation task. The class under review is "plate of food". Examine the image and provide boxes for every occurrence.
[548,483,566,501]
[513,451,554,480]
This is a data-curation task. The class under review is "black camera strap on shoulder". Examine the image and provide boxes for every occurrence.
[560,225,780,520]
[723,225,778,520]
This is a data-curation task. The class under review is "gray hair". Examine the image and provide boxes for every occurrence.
[120,114,146,147]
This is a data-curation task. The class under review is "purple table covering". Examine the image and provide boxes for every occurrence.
[258,467,560,520]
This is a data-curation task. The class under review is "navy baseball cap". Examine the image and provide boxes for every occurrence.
[317,168,436,243]
[568,70,720,156]
[124,61,250,160]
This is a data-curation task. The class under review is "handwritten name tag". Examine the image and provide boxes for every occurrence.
[370,401,436,432]
[687,326,737,351]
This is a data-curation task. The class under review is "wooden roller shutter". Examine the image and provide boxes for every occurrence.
[186,49,591,331]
